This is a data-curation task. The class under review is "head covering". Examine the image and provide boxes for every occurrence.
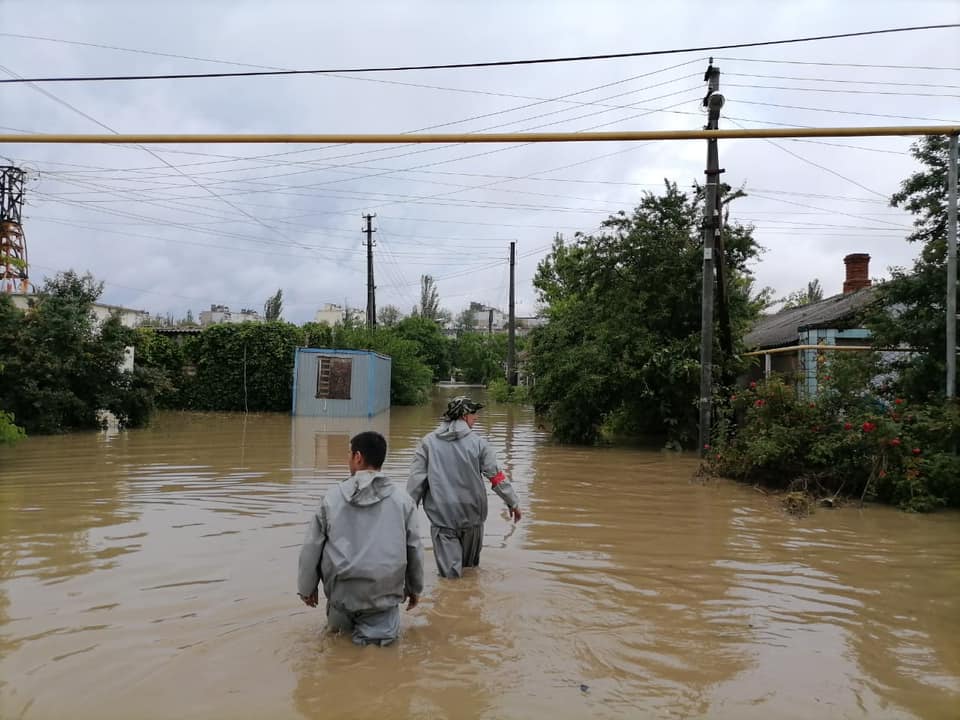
[443,395,484,421]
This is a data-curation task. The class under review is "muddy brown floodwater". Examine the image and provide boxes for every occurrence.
[1,394,958,719]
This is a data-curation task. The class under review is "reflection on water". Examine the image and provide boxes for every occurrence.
[0,395,958,719]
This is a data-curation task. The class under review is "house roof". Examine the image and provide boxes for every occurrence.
[744,286,876,350]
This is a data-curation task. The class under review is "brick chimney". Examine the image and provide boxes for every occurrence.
[843,253,871,294]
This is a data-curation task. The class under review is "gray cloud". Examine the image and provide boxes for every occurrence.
[1,0,957,322]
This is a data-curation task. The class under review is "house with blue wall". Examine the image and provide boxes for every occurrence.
[743,254,876,396]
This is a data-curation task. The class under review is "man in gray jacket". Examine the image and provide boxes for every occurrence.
[298,431,423,647]
[408,396,522,579]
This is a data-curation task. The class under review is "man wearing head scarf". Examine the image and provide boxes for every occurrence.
[407,396,522,579]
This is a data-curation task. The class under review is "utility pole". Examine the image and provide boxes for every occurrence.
[947,133,958,398]
[507,241,517,386]
[363,213,376,330]
[698,59,725,455]
[0,166,29,294]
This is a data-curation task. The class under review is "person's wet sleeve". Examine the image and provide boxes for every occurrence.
[297,505,326,598]
[407,440,429,507]
[479,437,520,509]
[404,503,424,597]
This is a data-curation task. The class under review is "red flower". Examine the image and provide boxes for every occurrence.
[715,453,722,460]
[843,422,853,431]
[703,444,711,450]
[730,395,737,401]
[749,381,757,389]
[754,399,765,408]
[890,438,901,447]
[912,447,921,456]
[823,375,831,381]
[894,398,904,405]
[862,422,876,433]
[809,402,816,408]
[879,470,887,478]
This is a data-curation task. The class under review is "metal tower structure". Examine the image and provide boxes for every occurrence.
[0,166,28,294]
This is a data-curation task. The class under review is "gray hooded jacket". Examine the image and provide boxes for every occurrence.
[298,470,424,613]
[407,420,519,530]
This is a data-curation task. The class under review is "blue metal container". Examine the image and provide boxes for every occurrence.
[292,348,391,417]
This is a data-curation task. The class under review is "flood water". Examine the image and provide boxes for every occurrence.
[1,394,958,720]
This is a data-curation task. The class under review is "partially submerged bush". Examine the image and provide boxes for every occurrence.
[710,354,960,512]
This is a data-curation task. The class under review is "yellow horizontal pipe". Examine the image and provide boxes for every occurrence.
[0,126,957,144]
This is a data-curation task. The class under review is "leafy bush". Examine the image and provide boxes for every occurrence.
[177,321,305,412]
[488,378,530,404]
[0,409,25,443]
[710,353,960,511]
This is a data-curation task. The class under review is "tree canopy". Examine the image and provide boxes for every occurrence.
[866,135,959,399]
[264,288,283,321]
[528,182,764,445]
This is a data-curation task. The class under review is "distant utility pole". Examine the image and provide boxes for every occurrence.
[698,60,725,456]
[947,133,958,398]
[507,241,517,386]
[0,166,29,294]
[363,213,376,330]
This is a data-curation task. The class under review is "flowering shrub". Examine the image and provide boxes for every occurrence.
[710,354,960,512]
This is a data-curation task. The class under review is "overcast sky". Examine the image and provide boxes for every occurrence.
[0,1,957,323]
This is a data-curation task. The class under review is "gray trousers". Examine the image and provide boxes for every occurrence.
[326,604,400,646]
[431,524,483,578]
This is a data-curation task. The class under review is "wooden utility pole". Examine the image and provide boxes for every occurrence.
[698,60,725,455]
[363,213,376,329]
[947,133,958,397]
[507,241,517,386]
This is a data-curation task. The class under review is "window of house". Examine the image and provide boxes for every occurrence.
[316,356,353,400]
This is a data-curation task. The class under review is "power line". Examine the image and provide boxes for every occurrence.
[728,118,889,199]
[1,25,955,83]
[0,63,319,253]
[727,71,960,90]
[732,99,957,124]
[716,55,960,72]
[727,82,959,98]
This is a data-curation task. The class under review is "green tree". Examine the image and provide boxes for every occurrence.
[455,307,476,332]
[0,272,159,433]
[529,182,763,445]
[377,304,402,327]
[330,325,433,405]
[264,288,283,321]
[780,279,824,309]
[453,332,507,384]
[302,321,334,348]
[394,315,451,380]
[866,135,960,400]
[416,275,441,321]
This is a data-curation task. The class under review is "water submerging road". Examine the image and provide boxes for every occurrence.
[1,396,958,719]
